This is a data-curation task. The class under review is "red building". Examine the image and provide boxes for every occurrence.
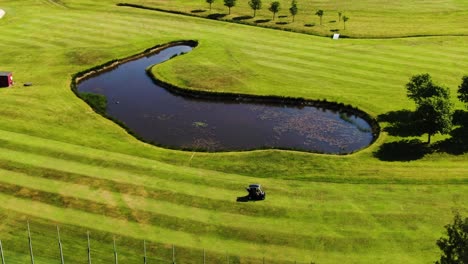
[0,72,13,87]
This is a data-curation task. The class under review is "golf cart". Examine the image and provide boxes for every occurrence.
[246,184,266,200]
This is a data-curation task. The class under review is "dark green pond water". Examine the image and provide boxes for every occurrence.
[77,45,374,153]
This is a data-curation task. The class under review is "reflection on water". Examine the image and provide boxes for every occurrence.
[77,45,374,153]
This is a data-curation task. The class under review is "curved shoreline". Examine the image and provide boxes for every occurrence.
[148,65,381,144]
[74,40,199,83]
[72,40,380,154]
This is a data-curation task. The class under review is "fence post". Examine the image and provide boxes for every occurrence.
[87,232,91,264]
[143,240,147,264]
[172,245,175,264]
[27,221,34,264]
[113,238,118,264]
[57,226,65,264]
[0,240,5,264]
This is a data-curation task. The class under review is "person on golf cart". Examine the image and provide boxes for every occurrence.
[246,184,266,200]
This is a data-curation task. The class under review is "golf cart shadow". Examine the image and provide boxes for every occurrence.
[236,184,266,202]
[236,195,251,202]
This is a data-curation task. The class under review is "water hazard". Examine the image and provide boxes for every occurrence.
[77,44,375,153]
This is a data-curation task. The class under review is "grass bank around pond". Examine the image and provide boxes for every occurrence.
[123,0,468,38]
[0,0,467,263]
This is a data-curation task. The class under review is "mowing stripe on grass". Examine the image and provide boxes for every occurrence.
[0,193,317,262]
[0,1,467,263]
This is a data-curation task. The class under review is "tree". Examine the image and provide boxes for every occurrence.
[406,73,450,104]
[206,0,215,11]
[289,0,298,22]
[343,15,349,29]
[315,9,324,25]
[269,1,280,20]
[457,75,468,108]
[248,0,262,17]
[414,95,453,144]
[224,0,236,14]
[406,73,453,144]
[435,212,468,264]
[338,11,342,22]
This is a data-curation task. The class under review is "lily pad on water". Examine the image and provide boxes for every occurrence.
[193,121,208,128]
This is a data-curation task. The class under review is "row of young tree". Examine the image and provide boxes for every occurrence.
[206,0,349,28]
[246,0,296,21]
[404,74,468,144]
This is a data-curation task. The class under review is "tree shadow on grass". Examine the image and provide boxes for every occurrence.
[376,109,468,160]
[233,15,252,21]
[434,110,468,155]
[378,109,413,123]
[191,9,206,13]
[207,13,227,20]
[255,19,271,23]
[375,110,432,161]
[377,110,421,137]
[374,139,432,161]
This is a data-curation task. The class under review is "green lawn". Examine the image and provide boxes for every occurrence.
[131,0,468,37]
[0,0,467,263]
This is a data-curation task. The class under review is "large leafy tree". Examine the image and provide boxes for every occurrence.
[414,96,453,144]
[435,213,468,264]
[315,9,324,25]
[269,1,280,20]
[406,73,450,103]
[223,0,236,14]
[248,0,262,17]
[406,73,453,144]
[457,75,468,108]
[206,0,215,11]
[289,0,298,22]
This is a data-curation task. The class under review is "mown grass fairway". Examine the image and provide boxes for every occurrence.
[0,0,467,263]
[132,0,468,37]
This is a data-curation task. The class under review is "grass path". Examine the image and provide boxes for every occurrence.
[0,0,467,263]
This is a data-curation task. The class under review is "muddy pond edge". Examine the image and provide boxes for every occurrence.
[71,40,381,154]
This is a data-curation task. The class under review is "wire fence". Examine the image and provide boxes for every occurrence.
[0,223,316,264]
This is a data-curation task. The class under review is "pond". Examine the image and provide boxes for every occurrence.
[76,43,376,153]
